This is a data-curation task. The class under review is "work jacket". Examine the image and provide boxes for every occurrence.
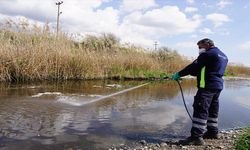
[178,47,228,90]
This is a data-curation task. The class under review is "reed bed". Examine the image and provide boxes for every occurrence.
[0,22,187,82]
[0,21,249,82]
[225,63,250,77]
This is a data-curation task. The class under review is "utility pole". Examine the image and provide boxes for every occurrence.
[154,41,158,51]
[56,1,63,36]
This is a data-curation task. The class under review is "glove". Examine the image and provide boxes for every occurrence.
[160,73,168,79]
[172,72,180,81]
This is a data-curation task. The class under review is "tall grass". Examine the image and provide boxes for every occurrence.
[0,20,250,82]
[0,21,188,82]
[225,63,250,77]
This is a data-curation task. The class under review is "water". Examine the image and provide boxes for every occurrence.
[0,79,249,149]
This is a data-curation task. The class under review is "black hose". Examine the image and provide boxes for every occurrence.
[176,80,193,121]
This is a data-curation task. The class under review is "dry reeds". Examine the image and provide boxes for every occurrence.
[0,20,190,82]
[226,63,250,77]
[1,20,249,82]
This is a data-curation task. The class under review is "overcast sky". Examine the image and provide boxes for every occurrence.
[0,0,250,66]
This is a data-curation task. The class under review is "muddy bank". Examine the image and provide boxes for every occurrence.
[109,128,248,150]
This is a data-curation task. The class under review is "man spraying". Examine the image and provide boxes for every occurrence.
[172,38,228,145]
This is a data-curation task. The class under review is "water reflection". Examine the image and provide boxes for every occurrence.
[0,79,249,149]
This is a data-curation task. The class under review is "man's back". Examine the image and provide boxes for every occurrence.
[200,47,228,89]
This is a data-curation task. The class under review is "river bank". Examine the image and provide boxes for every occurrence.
[109,128,249,150]
[1,26,250,82]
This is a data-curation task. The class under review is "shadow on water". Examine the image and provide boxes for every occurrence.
[0,79,250,149]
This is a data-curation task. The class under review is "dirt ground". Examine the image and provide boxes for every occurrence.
[109,128,247,150]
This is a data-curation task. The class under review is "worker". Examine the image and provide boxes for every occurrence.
[172,38,228,145]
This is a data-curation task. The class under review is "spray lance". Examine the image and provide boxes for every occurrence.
[85,73,193,122]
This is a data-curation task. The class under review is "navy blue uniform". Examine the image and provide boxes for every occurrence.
[178,47,228,137]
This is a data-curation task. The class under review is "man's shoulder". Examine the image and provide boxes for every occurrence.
[209,47,220,52]
[207,47,222,55]
[209,47,228,61]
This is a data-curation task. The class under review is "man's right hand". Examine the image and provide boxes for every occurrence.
[172,72,180,81]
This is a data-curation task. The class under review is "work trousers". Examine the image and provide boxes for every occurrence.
[191,88,222,137]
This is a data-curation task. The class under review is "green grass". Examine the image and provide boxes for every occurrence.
[235,127,250,150]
